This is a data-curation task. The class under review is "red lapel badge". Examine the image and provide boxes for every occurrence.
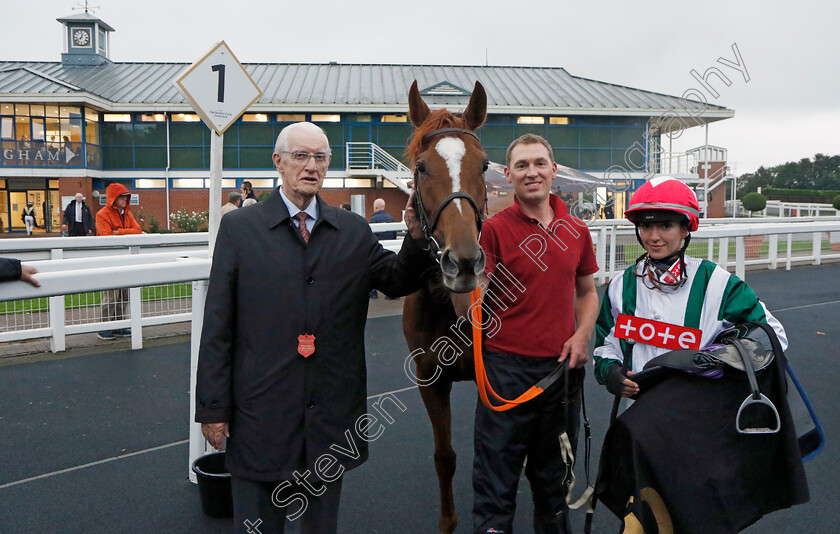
[297,334,316,358]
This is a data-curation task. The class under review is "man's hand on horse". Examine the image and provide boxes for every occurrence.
[559,330,590,368]
[201,422,229,450]
[403,183,424,241]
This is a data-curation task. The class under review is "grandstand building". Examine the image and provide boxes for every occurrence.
[0,10,734,233]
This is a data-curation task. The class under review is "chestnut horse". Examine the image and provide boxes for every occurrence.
[403,80,488,533]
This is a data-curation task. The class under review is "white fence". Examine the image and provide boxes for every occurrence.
[2,218,840,354]
[727,200,839,218]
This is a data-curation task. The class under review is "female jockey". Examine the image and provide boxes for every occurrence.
[593,176,787,397]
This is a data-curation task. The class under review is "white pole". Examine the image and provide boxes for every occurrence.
[704,124,709,217]
[165,113,171,231]
[189,128,223,481]
[208,131,223,259]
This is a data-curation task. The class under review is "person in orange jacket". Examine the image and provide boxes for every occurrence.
[95,183,142,340]
[95,183,142,236]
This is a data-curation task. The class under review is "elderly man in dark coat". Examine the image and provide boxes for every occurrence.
[61,192,94,236]
[196,121,434,534]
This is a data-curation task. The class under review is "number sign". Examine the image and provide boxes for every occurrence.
[174,41,262,135]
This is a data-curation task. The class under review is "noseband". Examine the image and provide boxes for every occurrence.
[412,128,485,256]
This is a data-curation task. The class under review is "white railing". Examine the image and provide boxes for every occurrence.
[2,218,840,354]
[346,142,411,173]
[725,200,839,218]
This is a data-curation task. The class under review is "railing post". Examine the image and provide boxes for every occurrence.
[719,237,729,270]
[189,280,210,483]
[596,229,607,285]
[608,224,617,280]
[735,236,745,280]
[708,238,714,261]
[786,234,793,271]
[813,232,822,266]
[49,248,65,353]
[129,286,142,350]
[769,234,778,269]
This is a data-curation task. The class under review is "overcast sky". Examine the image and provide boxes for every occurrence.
[3,0,838,175]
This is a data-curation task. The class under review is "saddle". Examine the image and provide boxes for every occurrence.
[632,322,780,434]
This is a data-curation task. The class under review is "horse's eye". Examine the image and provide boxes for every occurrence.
[416,162,426,174]
[481,160,489,173]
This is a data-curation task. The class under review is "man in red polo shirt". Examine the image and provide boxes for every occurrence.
[473,134,599,534]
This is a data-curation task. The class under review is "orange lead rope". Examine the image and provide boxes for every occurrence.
[470,288,549,411]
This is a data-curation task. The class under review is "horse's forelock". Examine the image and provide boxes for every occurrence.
[406,109,470,164]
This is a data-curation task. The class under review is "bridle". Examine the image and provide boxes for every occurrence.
[412,128,485,257]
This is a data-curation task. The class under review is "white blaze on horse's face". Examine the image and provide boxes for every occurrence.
[434,137,466,214]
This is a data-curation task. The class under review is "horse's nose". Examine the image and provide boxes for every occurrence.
[441,248,486,279]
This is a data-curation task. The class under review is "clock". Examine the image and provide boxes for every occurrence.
[72,28,91,47]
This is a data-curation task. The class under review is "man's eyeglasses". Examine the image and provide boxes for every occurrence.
[280,151,331,166]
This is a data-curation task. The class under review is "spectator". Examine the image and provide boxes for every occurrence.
[95,183,142,341]
[21,201,37,235]
[221,192,241,218]
[340,202,351,211]
[240,181,257,202]
[241,198,257,207]
[369,198,397,298]
[62,193,94,236]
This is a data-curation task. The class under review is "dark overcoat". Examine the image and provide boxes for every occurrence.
[63,200,94,235]
[196,190,431,481]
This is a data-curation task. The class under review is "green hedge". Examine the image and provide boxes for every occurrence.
[763,188,840,203]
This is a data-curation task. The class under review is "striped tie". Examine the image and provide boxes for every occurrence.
[295,212,310,243]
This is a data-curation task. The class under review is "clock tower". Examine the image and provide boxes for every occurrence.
[57,10,114,66]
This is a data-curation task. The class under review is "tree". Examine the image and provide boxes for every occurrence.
[737,153,840,193]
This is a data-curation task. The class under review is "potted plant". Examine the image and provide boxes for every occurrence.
[741,192,767,257]
[831,194,840,251]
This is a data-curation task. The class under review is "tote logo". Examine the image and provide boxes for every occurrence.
[614,314,701,350]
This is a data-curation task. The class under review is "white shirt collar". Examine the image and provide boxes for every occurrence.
[279,186,318,222]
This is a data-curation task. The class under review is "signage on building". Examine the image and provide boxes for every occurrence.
[173,41,262,135]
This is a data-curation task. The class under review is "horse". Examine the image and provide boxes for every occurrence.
[402,80,488,534]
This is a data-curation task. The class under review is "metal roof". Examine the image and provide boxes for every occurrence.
[56,12,115,32]
[0,62,733,120]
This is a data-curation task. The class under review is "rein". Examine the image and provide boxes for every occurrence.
[412,128,485,258]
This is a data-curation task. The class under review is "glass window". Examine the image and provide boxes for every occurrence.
[134,147,167,168]
[376,124,411,146]
[514,124,545,137]
[345,178,372,188]
[241,113,269,122]
[311,114,340,122]
[84,108,99,121]
[101,123,133,146]
[580,127,611,148]
[45,118,61,144]
[98,29,106,53]
[170,147,204,168]
[248,179,274,188]
[15,104,30,116]
[1,104,13,115]
[223,147,238,166]
[480,125,514,147]
[172,178,205,188]
[381,114,408,123]
[547,126,579,148]
[579,149,612,170]
[85,120,99,144]
[517,116,544,124]
[485,148,507,164]
[554,149,579,168]
[239,147,271,168]
[103,114,131,122]
[103,147,133,169]
[134,123,166,145]
[612,127,642,149]
[135,179,165,188]
[1,117,12,139]
[49,179,59,188]
[169,123,203,145]
[277,114,305,122]
[30,105,45,116]
[15,116,30,140]
[549,117,569,125]
[45,105,59,117]
[60,106,82,118]
[239,123,274,145]
[61,117,83,142]
[31,118,45,141]
[351,114,372,122]
[139,113,166,122]
[171,113,200,122]
[322,179,344,188]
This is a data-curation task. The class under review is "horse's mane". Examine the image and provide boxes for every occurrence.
[406,109,469,164]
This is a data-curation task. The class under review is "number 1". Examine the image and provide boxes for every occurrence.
[211,64,225,102]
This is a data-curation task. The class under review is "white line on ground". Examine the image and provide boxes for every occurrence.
[772,299,840,313]
[0,439,189,490]
[0,386,420,490]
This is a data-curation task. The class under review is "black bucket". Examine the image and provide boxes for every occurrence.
[192,451,233,518]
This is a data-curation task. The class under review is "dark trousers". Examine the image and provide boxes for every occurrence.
[231,475,343,534]
[473,352,582,534]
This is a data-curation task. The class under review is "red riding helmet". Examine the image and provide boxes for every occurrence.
[625,177,700,232]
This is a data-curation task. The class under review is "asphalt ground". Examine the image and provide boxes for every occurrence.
[0,263,837,533]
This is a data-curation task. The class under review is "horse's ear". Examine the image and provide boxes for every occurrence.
[408,81,430,127]
[463,81,487,131]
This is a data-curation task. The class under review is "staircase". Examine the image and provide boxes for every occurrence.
[345,142,412,193]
